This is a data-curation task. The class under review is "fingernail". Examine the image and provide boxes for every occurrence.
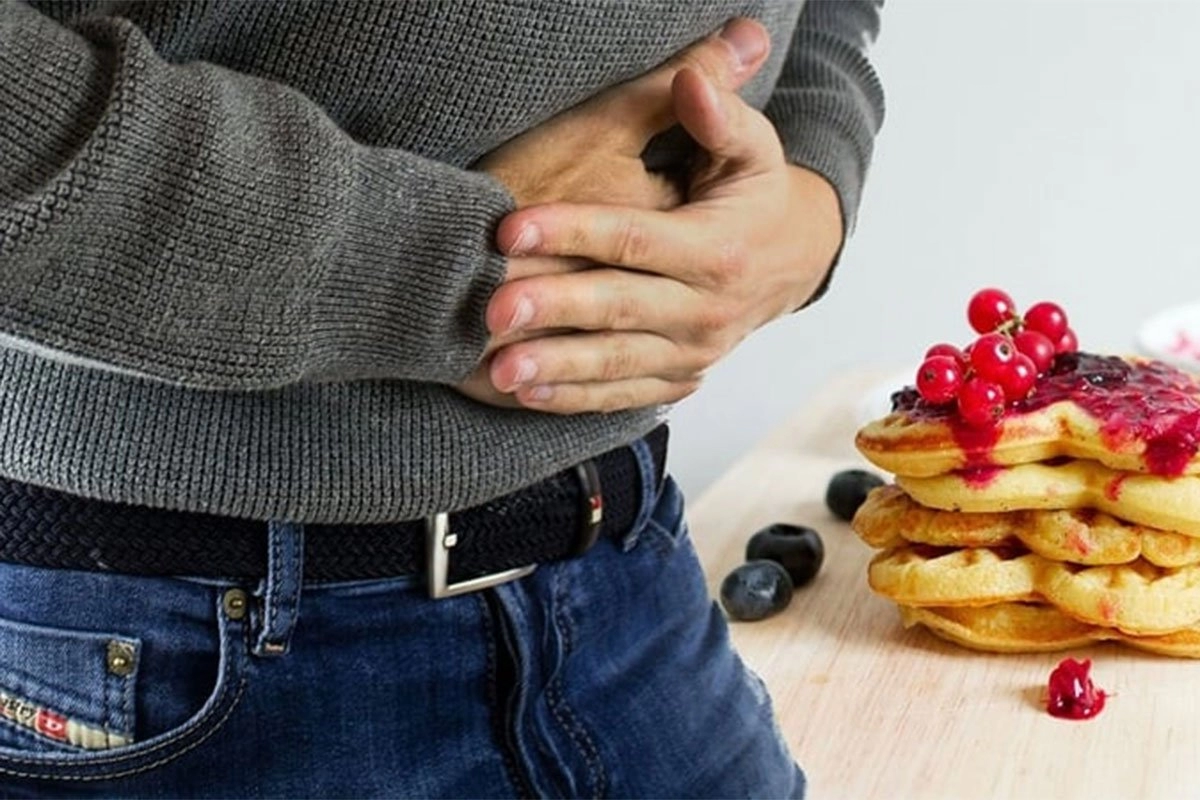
[509,224,541,255]
[511,356,538,386]
[506,296,534,332]
[527,386,553,402]
[719,20,766,67]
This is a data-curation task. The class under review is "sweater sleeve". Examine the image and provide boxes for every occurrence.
[766,0,885,235]
[0,1,514,390]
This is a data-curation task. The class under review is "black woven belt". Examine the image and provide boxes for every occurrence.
[0,426,668,586]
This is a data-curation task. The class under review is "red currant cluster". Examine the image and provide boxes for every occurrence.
[915,288,1077,427]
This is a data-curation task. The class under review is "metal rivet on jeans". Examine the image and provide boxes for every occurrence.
[106,641,136,677]
[223,588,248,620]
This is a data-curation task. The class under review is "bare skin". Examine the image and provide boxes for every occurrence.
[461,18,842,413]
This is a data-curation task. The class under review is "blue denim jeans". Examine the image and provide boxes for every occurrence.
[0,441,804,798]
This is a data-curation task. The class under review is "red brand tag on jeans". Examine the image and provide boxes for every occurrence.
[35,709,68,740]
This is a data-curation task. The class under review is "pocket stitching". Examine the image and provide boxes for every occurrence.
[0,677,247,781]
[0,602,244,770]
[644,516,688,557]
[0,676,135,753]
[0,655,240,767]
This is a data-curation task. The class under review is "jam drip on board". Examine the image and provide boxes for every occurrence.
[893,353,1200,476]
[1046,657,1107,720]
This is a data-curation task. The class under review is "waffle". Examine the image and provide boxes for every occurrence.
[899,603,1200,658]
[870,545,1200,634]
[856,354,1200,479]
[896,460,1200,537]
[868,545,1038,606]
[853,484,1200,567]
[852,352,1200,655]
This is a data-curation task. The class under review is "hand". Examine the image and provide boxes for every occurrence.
[475,18,771,212]
[457,19,772,408]
[482,67,844,414]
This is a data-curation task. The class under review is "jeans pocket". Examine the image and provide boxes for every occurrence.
[0,588,248,783]
[0,617,136,753]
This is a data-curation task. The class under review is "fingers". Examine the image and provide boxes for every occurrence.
[597,17,771,152]
[514,376,702,415]
[503,255,590,283]
[454,366,525,410]
[496,77,785,275]
[496,203,723,287]
[485,267,700,337]
[481,329,708,414]
[489,331,701,392]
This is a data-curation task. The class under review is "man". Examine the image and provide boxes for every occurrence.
[0,1,882,795]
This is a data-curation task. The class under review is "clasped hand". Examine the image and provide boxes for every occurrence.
[460,19,842,413]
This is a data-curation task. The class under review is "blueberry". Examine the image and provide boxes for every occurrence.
[825,469,885,522]
[745,524,824,588]
[719,560,794,622]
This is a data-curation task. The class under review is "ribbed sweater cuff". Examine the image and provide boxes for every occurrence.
[315,155,514,385]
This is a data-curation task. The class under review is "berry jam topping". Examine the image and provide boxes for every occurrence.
[896,352,1200,476]
[901,287,1200,475]
[958,465,1003,488]
[913,289,1077,419]
[1046,657,1107,720]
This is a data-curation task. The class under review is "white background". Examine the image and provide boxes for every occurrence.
[669,0,1200,497]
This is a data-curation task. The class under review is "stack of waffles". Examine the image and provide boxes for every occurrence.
[851,352,1200,657]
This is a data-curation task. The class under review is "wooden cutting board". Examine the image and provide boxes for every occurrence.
[688,370,1200,800]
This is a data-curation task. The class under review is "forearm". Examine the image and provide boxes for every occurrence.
[0,1,512,390]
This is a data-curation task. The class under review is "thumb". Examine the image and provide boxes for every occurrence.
[670,67,783,174]
[596,17,771,153]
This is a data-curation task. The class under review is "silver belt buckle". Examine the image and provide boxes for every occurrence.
[425,512,537,599]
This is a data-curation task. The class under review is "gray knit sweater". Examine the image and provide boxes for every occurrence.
[0,0,883,523]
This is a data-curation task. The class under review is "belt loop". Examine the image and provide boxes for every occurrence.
[253,520,305,658]
[620,435,662,553]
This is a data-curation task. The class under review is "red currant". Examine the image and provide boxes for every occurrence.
[916,356,964,404]
[957,377,1006,427]
[967,288,1016,334]
[969,332,1016,382]
[1012,329,1056,373]
[1024,302,1069,341]
[924,343,968,370]
[1055,327,1078,354]
[998,353,1037,400]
